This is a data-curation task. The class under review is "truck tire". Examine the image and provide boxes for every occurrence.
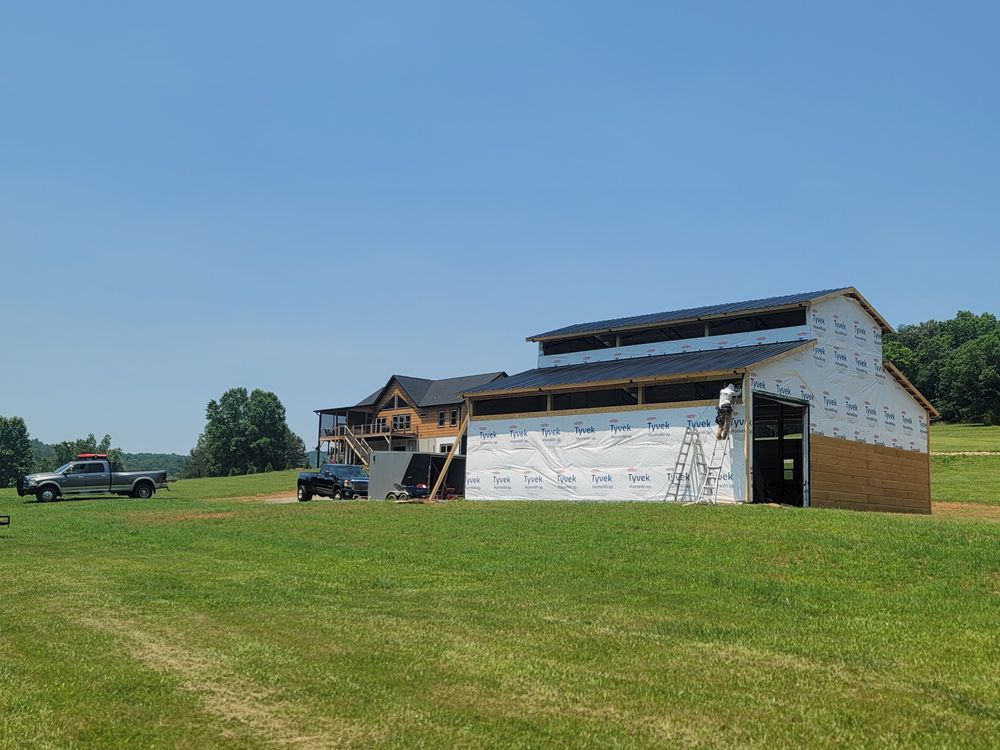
[133,482,154,499]
[37,486,60,502]
[297,484,312,502]
[332,490,343,500]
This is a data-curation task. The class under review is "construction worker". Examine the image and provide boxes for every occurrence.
[715,383,742,440]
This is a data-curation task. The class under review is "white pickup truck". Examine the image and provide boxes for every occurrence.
[17,453,169,502]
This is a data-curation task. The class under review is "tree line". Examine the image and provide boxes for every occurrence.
[0,387,307,487]
[884,310,1000,424]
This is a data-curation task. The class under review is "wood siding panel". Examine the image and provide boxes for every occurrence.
[810,435,930,514]
[419,405,467,439]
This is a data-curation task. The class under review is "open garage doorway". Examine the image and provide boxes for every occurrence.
[752,396,807,506]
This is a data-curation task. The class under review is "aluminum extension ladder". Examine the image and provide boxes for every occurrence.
[663,424,731,504]
[694,433,731,505]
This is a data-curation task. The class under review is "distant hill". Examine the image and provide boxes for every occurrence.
[30,439,187,477]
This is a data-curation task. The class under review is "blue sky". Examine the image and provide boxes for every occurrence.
[2,2,997,454]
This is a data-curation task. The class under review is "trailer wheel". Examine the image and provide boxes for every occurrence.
[297,484,312,502]
[386,492,397,500]
[134,482,154,499]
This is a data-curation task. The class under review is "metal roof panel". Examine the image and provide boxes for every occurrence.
[464,341,811,396]
[527,288,849,341]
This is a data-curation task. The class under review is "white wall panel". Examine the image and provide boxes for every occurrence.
[466,404,746,502]
[751,296,928,453]
[537,326,810,368]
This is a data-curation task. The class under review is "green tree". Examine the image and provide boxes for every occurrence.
[192,387,304,476]
[202,388,252,476]
[180,436,210,479]
[246,389,289,472]
[29,438,57,472]
[53,434,124,469]
[938,331,1000,424]
[885,310,1000,423]
[283,426,307,469]
[0,416,34,488]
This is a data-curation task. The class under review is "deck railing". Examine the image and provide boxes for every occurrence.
[322,423,418,440]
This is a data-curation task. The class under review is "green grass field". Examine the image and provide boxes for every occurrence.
[930,423,1000,453]
[2,486,999,748]
[0,469,301,505]
[929,423,1000,504]
[1,434,998,748]
[931,455,1000,505]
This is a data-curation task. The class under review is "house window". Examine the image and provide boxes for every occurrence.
[450,409,458,427]
[385,394,410,410]
[375,417,386,430]
[440,444,453,454]
[392,414,411,431]
[438,411,445,427]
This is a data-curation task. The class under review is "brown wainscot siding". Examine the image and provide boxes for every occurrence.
[810,435,930,514]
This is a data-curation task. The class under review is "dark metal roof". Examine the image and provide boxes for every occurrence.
[318,371,507,414]
[527,288,849,341]
[393,375,434,405]
[419,372,507,406]
[463,341,811,396]
[354,387,384,407]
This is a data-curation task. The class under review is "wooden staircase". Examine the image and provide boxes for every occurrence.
[337,426,373,465]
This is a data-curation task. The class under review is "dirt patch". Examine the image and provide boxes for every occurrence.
[932,451,1000,456]
[216,492,298,505]
[932,502,1000,521]
[131,511,237,526]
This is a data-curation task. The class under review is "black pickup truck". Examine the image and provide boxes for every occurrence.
[297,464,369,501]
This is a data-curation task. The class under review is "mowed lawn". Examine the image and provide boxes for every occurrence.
[1,485,999,748]
[930,422,1000,453]
[931,423,1000,505]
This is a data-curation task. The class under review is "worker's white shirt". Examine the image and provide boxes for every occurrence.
[718,385,740,408]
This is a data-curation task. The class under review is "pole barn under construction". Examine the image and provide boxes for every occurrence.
[461,287,937,513]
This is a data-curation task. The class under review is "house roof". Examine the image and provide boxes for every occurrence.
[526,287,892,342]
[317,371,507,414]
[418,373,508,406]
[463,341,812,397]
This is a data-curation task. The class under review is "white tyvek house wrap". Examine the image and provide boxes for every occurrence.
[465,404,746,502]
[751,295,929,453]
[536,326,811,368]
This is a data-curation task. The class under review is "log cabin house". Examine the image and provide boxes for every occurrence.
[316,372,506,466]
